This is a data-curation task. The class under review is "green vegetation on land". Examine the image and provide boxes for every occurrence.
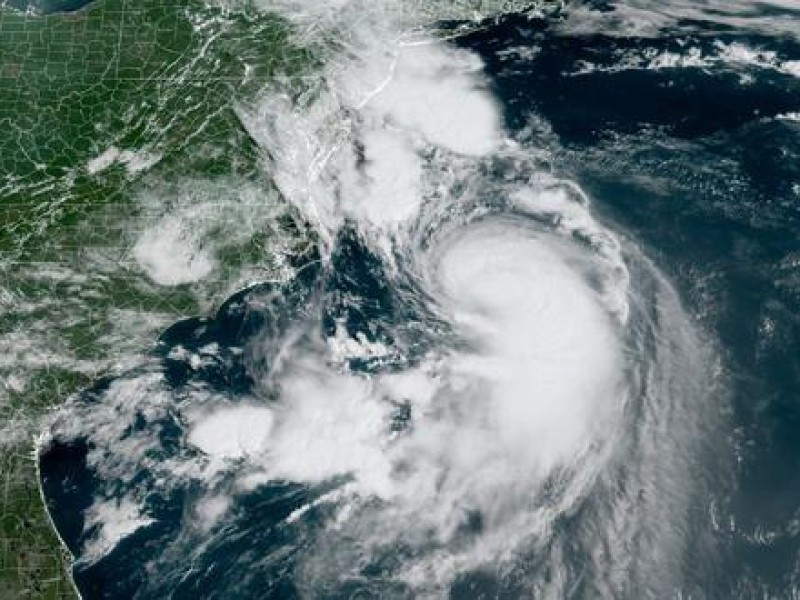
[0,0,311,595]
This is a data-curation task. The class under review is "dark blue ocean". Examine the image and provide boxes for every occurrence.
[39,2,800,598]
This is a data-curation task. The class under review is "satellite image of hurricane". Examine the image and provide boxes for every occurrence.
[2,0,800,598]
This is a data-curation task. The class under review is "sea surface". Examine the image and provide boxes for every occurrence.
[38,1,800,597]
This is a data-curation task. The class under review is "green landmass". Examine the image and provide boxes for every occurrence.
[0,0,311,596]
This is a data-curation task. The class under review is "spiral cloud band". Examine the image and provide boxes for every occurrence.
[39,1,727,597]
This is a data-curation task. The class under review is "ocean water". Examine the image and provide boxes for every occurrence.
[38,1,800,598]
